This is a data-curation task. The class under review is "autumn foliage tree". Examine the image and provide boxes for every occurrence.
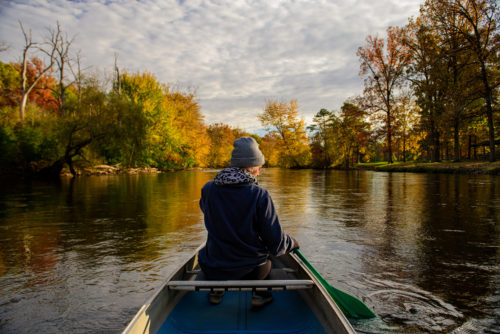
[206,123,237,167]
[14,58,59,113]
[357,26,412,163]
[119,72,207,169]
[403,15,449,161]
[391,93,422,161]
[169,90,209,167]
[423,0,499,161]
[18,22,60,121]
[308,108,340,167]
[259,132,280,167]
[0,62,21,108]
[309,103,370,168]
[258,99,311,168]
[338,103,371,168]
[401,0,499,162]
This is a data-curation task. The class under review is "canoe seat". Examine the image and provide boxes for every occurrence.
[167,279,314,292]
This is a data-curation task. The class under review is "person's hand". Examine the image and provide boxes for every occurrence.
[290,236,300,251]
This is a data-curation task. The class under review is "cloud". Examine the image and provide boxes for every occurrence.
[0,0,421,132]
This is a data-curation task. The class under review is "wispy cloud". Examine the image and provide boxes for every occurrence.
[0,0,421,132]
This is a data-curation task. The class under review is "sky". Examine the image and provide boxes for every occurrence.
[0,0,422,134]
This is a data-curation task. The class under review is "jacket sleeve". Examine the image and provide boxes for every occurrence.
[199,182,210,214]
[255,190,295,256]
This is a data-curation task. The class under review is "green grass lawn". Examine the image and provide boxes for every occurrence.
[355,161,500,174]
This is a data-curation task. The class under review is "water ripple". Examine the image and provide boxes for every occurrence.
[364,277,463,333]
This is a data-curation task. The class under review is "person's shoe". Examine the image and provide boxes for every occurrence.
[208,290,224,305]
[251,291,273,307]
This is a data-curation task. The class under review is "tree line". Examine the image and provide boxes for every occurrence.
[354,0,499,164]
[0,21,256,176]
[0,0,498,177]
[257,0,499,168]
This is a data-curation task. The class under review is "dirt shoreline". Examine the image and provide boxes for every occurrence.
[60,165,164,176]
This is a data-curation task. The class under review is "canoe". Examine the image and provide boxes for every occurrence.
[123,246,356,334]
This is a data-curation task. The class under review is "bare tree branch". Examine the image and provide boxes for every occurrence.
[18,21,61,121]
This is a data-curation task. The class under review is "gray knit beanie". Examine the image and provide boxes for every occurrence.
[230,137,265,167]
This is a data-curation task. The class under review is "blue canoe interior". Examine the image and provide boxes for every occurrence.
[123,248,356,334]
[158,290,325,333]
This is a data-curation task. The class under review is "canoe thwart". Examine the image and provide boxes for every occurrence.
[167,279,314,291]
[185,268,297,275]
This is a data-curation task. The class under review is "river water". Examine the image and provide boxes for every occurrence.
[0,169,498,333]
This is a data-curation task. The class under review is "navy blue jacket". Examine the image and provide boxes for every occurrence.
[198,181,294,279]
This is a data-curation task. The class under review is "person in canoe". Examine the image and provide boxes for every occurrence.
[198,136,299,307]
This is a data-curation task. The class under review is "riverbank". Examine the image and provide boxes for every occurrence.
[355,161,500,175]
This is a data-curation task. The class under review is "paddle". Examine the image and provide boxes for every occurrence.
[294,249,377,319]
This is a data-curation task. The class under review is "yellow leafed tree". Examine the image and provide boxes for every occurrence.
[258,99,311,168]
[168,91,209,167]
[260,133,280,167]
[120,71,207,168]
[206,123,236,167]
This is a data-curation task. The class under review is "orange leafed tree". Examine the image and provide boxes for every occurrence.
[13,58,59,113]
[357,26,412,163]
[206,123,249,167]
[18,22,60,121]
